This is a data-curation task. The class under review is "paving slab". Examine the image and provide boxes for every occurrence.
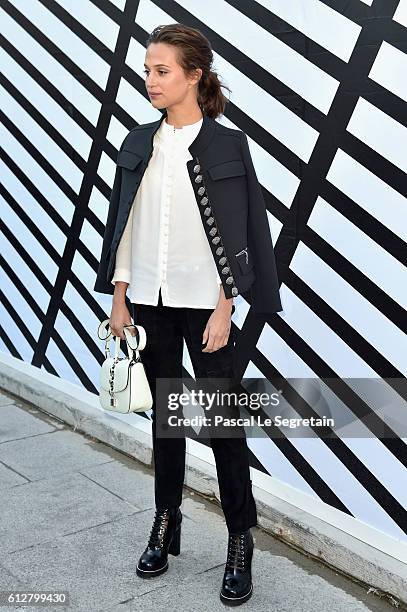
[0,429,116,481]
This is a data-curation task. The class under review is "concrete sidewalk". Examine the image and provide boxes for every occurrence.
[0,390,400,612]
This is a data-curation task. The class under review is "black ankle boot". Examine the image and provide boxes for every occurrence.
[220,529,254,605]
[136,506,182,578]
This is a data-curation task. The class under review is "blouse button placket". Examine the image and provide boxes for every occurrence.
[161,140,175,283]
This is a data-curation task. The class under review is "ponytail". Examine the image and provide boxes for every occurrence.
[197,70,231,119]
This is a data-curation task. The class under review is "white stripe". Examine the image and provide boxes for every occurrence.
[1,162,66,255]
[0,8,100,126]
[109,0,125,9]
[1,236,50,312]
[326,149,407,242]
[393,0,407,28]
[369,41,407,102]
[308,197,407,310]
[347,97,407,173]
[268,285,377,378]
[1,199,59,282]
[116,76,160,124]
[106,115,129,157]
[7,0,110,89]
[256,0,361,62]
[47,336,83,384]
[0,50,92,164]
[213,52,319,163]
[0,124,74,221]
[96,150,117,199]
[290,244,407,376]
[237,133,300,208]
[0,83,83,195]
[138,0,339,113]
[247,436,318,497]
[53,0,120,52]
[79,220,108,285]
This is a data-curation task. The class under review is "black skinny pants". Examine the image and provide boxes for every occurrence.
[131,287,258,533]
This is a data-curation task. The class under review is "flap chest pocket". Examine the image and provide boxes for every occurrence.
[116,149,143,170]
[207,159,246,181]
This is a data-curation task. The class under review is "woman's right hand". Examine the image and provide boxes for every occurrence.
[109,301,133,341]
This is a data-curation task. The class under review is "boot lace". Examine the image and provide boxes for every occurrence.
[148,508,170,549]
[226,533,246,570]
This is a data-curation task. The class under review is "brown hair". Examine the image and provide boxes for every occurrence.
[146,23,231,119]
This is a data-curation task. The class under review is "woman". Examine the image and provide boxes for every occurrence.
[94,23,282,606]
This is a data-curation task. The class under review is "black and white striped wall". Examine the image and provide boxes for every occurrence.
[1,0,406,564]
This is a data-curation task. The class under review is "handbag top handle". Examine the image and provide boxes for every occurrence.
[97,318,147,360]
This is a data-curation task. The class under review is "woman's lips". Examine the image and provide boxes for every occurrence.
[149,93,162,97]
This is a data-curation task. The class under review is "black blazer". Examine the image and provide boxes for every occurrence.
[94,110,283,317]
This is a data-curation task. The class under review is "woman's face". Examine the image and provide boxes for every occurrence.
[144,42,201,110]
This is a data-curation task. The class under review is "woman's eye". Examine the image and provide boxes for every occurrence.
[143,70,167,75]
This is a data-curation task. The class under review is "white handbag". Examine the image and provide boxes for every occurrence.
[97,318,153,413]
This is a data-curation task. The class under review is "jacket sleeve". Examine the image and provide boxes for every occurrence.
[93,157,123,295]
[240,131,283,317]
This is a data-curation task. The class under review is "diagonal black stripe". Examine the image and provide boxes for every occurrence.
[226,0,350,78]
[341,131,407,198]
[320,181,407,267]
[303,227,407,333]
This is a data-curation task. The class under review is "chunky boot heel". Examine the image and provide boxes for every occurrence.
[136,506,182,578]
[168,524,181,556]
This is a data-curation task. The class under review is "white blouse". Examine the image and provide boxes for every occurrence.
[111,115,223,308]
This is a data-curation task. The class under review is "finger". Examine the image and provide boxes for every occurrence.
[202,326,209,345]
[203,334,215,352]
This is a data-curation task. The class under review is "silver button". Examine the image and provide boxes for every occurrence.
[193,164,200,173]
[222,267,230,274]
[204,207,211,216]
[200,196,208,204]
[226,276,234,285]
[232,287,239,296]
[206,217,214,226]
[195,175,203,183]
[216,247,223,255]
[209,227,217,236]
[212,237,221,245]
[198,187,205,196]
[219,256,227,265]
